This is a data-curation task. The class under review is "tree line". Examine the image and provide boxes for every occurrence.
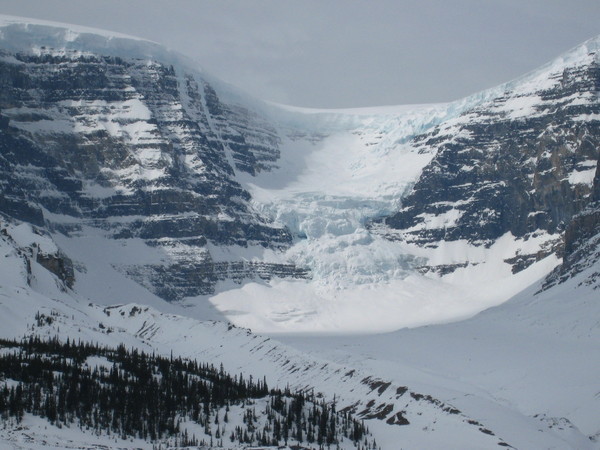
[0,336,378,449]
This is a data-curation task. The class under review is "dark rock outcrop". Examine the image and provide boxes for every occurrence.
[544,158,600,289]
[0,47,302,300]
[376,50,600,273]
[35,249,75,289]
[123,260,310,301]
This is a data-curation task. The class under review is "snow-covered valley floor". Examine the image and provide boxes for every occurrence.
[277,273,600,449]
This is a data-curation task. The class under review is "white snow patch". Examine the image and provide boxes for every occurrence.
[568,167,597,185]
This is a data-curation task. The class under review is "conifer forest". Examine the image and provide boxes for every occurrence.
[0,337,378,449]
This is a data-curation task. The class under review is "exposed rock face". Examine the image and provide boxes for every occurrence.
[544,158,600,289]
[377,48,600,273]
[35,249,75,289]
[563,157,600,258]
[0,47,304,299]
[123,260,310,301]
[0,51,285,242]
[201,83,281,175]
[0,217,75,290]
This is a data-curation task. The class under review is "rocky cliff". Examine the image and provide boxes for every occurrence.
[0,22,308,301]
[543,157,600,289]
[376,39,600,275]
[0,17,598,327]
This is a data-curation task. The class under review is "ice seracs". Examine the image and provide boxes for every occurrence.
[0,16,599,448]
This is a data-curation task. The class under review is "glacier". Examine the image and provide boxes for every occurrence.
[0,15,599,449]
[1,15,598,334]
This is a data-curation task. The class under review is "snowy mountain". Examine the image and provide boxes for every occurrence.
[544,156,600,290]
[0,15,307,306]
[213,37,599,333]
[1,15,598,333]
[0,15,598,449]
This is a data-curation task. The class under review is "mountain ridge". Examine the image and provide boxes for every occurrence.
[0,15,598,449]
[0,16,598,333]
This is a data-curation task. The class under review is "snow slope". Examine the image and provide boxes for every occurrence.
[280,262,600,448]
[1,215,597,448]
[0,221,513,449]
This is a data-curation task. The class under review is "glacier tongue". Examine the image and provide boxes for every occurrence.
[204,36,600,333]
[202,100,562,333]
[240,103,461,286]
[244,131,433,286]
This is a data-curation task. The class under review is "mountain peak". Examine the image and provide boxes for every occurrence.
[0,14,205,81]
[0,14,150,43]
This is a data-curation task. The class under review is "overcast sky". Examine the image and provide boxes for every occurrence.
[0,0,598,108]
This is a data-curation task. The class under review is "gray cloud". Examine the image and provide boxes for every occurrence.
[0,0,598,107]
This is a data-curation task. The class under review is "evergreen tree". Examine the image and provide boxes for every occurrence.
[0,337,374,448]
